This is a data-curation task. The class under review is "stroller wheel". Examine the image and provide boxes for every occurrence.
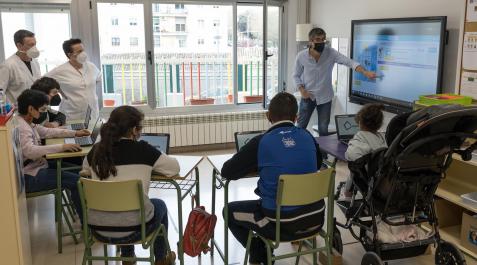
[435,241,466,265]
[361,252,384,265]
[332,227,343,255]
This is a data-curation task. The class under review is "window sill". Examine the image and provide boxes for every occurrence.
[99,103,265,117]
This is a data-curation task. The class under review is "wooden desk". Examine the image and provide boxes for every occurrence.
[207,154,258,265]
[45,138,89,253]
[151,155,203,265]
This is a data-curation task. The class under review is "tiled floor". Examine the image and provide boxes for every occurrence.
[28,149,477,265]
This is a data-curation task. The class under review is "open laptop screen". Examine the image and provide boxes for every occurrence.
[140,133,170,154]
[234,131,264,152]
[335,115,359,141]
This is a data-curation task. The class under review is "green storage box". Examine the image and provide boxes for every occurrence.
[417,94,473,106]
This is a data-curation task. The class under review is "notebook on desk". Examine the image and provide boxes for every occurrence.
[335,114,359,145]
[64,119,102,146]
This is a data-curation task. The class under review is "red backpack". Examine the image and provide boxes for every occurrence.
[183,200,217,257]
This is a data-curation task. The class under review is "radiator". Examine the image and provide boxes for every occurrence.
[143,110,269,147]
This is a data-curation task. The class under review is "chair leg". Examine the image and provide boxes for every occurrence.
[82,248,88,265]
[265,240,273,265]
[243,231,253,265]
[312,237,318,265]
[295,241,303,265]
[326,236,332,265]
[61,206,79,244]
[62,190,76,222]
[103,244,108,265]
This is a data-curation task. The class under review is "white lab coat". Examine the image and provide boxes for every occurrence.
[46,61,101,121]
[0,54,41,103]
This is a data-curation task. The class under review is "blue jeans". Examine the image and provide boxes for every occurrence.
[297,98,332,136]
[24,166,83,221]
[118,199,169,260]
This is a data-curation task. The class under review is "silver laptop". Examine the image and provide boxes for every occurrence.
[67,105,92,130]
[335,114,359,145]
[140,133,170,154]
[234,131,264,152]
[64,119,102,146]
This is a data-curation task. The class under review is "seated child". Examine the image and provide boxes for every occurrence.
[343,103,387,199]
[221,92,323,265]
[82,105,179,265]
[17,89,90,221]
[30,77,67,128]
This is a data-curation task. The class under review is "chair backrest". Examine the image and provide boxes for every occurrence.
[234,130,264,152]
[140,133,170,154]
[79,178,143,212]
[278,168,334,207]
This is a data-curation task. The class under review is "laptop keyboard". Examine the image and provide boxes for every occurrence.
[70,123,85,130]
[75,137,92,146]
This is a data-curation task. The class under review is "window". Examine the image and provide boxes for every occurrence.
[129,17,137,26]
[98,3,147,106]
[1,9,71,75]
[153,16,160,32]
[130,37,138,46]
[178,37,186,48]
[153,4,160,12]
[111,17,119,26]
[95,2,282,109]
[175,23,185,32]
[111,37,120,46]
[154,35,160,47]
[198,19,205,29]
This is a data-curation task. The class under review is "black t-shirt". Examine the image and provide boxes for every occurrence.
[23,60,33,75]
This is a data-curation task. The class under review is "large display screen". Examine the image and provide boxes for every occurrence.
[350,17,447,113]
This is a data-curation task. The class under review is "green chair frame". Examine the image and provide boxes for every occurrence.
[78,178,170,265]
[243,168,336,265]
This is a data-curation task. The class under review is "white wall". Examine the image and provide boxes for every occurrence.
[309,0,466,115]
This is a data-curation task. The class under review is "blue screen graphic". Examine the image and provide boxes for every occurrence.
[351,20,444,107]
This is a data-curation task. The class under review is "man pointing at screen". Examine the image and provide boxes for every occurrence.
[293,28,376,136]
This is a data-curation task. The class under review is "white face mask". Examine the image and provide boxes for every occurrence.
[76,52,88,64]
[25,46,40,59]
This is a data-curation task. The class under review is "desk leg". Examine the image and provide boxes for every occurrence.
[211,169,217,256]
[195,167,200,206]
[56,158,63,253]
[172,181,184,265]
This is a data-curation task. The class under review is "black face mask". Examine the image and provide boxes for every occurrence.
[314,42,326,53]
[33,111,48,124]
[50,94,61,106]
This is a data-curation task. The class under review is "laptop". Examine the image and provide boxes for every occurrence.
[335,114,359,145]
[64,119,102,146]
[140,133,170,154]
[234,131,265,152]
[67,105,92,130]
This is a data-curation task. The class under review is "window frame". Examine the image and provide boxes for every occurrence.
[92,0,286,115]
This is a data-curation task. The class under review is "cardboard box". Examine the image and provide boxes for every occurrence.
[460,212,477,252]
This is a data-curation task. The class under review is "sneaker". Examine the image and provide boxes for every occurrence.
[155,251,176,265]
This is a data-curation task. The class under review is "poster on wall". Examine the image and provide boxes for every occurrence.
[11,127,25,194]
[461,71,477,99]
[468,0,477,22]
[463,32,477,70]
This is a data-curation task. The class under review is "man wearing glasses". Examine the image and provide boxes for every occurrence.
[293,28,376,136]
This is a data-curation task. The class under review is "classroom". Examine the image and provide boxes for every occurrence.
[1,0,477,265]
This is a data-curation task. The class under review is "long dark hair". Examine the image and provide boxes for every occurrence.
[91,106,144,180]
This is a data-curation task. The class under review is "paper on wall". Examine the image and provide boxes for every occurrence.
[463,32,477,70]
[468,0,477,22]
[461,71,477,99]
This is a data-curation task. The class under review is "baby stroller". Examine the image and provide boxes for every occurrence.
[334,104,477,265]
